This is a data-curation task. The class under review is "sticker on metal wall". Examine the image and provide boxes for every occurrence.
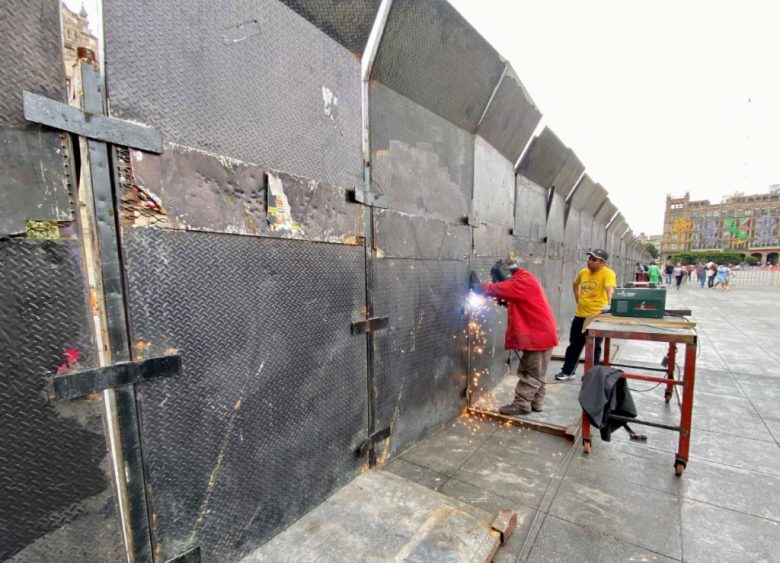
[267,172,302,234]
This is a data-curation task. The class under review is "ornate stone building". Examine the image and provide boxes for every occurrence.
[661,186,780,264]
[61,3,98,92]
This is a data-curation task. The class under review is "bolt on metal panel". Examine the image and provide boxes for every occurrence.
[473,136,515,228]
[514,175,548,242]
[122,229,368,562]
[373,210,470,259]
[476,65,542,163]
[370,81,472,223]
[372,258,469,459]
[371,0,505,132]
[279,0,381,55]
[104,0,362,190]
[123,144,364,244]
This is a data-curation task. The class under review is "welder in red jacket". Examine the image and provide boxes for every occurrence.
[471,258,559,416]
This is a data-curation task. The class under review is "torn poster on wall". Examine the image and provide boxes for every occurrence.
[267,172,301,234]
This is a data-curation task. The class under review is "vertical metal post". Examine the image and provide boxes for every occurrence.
[581,336,594,452]
[360,0,393,467]
[665,343,677,403]
[677,342,697,469]
[78,60,153,562]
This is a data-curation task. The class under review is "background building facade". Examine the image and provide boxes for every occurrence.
[661,186,780,264]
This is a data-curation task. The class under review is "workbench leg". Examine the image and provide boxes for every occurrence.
[602,337,611,365]
[675,343,697,475]
[665,343,677,403]
[582,336,594,454]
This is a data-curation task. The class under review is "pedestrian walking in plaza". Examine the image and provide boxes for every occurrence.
[647,262,662,286]
[696,262,706,288]
[674,263,684,289]
[554,249,616,381]
[706,262,717,288]
[664,262,674,286]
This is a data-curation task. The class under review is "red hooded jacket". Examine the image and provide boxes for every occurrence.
[480,269,558,351]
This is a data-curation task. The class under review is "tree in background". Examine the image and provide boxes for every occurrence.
[643,242,659,259]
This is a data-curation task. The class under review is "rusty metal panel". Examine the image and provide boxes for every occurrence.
[104,0,362,189]
[517,127,568,191]
[473,136,515,228]
[0,128,73,236]
[122,144,363,244]
[514,175,547,243]
[371,0,505,132]
[473,223,513,258]
[374,210,469,259]
[476,65,542,163]
[370,81,472,223]
[279,0,380,54]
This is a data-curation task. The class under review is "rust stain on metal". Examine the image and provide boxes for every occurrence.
[116,147,169,227]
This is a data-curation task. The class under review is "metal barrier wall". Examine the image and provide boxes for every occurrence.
[1,1,652,560]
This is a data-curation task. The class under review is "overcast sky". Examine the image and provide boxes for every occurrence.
[450,0,780,235]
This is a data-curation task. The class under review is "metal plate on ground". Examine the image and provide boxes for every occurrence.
[372,258,469,459]
[0,240,124,562]
[371,0,505,132]
[370,81,472,223]
[121,229,367,562]
[241,470,500,562]
[104,0,362,189]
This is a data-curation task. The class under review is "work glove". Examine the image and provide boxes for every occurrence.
[469,271,481,291]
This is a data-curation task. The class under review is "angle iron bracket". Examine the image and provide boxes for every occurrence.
[350,188,389,209]
[23,91,163,153]
[351,316,389,336]
[355,426,391,457]
[49,354,182,401]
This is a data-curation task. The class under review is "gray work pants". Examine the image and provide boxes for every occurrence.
[513,349,553,410]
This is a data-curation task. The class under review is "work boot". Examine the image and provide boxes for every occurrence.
[531,403,544,412]
[554,372,576,381]
[499,403,531,416]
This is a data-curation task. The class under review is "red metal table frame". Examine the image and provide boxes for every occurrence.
[581,317,698,475]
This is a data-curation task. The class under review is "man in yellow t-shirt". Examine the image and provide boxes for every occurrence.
[554,249,617,381]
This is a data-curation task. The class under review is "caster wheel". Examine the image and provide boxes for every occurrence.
[583,440,591,455]
[674,461,686,476]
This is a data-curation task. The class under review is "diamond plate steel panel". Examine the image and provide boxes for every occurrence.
[476,66,542,164]
[374,210,470,260]
[591,219,608,250]
[550,149,584,198]
[473,136,515,228]
[594,200,617,226]
[0,124,74,237]
[542,257,564,336]
[517,127,568,191]
[473,223,513,258]
[0,0,64,126]
[514,175,548,243]
[279,0,380,55]
[0,240,124,562]
[124,144,363,243]
[547,192,566,248]
[513,239,546,281]
[467,257,510,408]
[104,0,362,189]
[564,208,582,264]
[371,0,505,131]
[373,258,468,459]
[371,81,473,223]
[121,229,367,562]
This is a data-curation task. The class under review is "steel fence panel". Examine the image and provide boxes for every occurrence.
[279,0,380,55]
[514,175,548,243]
[374,210,470,260]
[105,0,363,190]
[473,136,515,228]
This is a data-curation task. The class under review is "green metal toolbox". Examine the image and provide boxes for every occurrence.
[610,288,667,319]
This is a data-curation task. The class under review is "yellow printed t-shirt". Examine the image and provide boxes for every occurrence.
[574,266,617,317]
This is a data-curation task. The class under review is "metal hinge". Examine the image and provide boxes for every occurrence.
[48,355,182,401]
[351,317,389,335]
[350,188,389,208]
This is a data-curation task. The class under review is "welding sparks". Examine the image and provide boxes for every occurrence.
[466,290,485,311]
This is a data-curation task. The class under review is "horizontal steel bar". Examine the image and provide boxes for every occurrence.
[49,355,181,401]
[609,414,681,433]
[351,316,389,335]
[623,372,682,385]
[23,91,163,153]
[467,407,576,439]
[608,362,668,373]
